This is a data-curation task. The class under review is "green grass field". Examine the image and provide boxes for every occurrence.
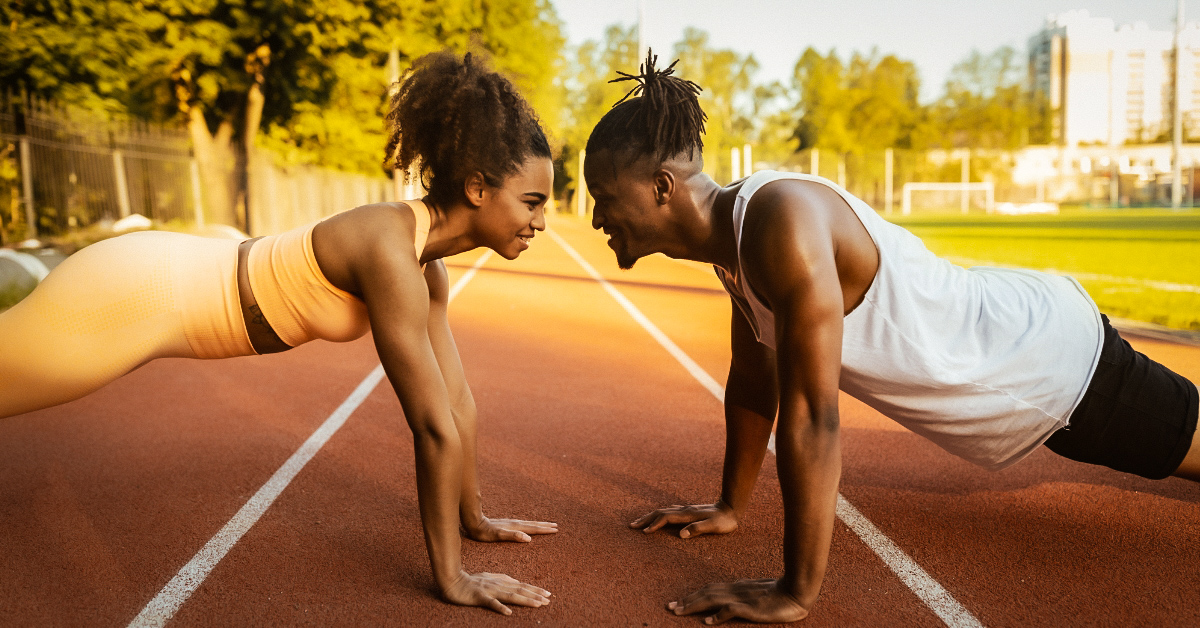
[891,209,1200,330]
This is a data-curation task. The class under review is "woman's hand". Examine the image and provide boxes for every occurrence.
[669,578,808,624]
[442,570,551,616]
[464,515,558,543]
[630,501,739,538]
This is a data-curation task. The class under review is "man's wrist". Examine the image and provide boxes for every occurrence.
[460,510,486,532]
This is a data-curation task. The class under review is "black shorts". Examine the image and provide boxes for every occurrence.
[1044,314,1198,479]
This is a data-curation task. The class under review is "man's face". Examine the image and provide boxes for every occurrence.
[584,150,660,270]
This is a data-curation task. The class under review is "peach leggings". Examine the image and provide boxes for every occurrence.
[0,231,254,418]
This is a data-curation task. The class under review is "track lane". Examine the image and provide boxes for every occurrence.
[3,216,1197,626]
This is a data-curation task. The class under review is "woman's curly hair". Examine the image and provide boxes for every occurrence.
[384,51,551,206]
[586,50,707,163]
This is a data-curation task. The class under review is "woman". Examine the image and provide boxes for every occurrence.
[0,51,555,615]
[583,53,1198,624]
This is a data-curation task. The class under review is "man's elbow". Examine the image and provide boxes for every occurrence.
[777,407,840,453]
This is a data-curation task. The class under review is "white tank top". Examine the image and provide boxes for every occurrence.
[714,171,1104,470]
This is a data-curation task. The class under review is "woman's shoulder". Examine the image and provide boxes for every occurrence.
[319,203,420,251]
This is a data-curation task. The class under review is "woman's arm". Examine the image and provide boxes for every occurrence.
[342,208,549,614]
[423,259,557,542]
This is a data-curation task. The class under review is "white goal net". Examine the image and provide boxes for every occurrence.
[900,182,995,215]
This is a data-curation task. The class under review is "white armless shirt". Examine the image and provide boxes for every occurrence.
[714,171,1104,470]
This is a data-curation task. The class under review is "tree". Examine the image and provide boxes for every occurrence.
[558,23,639,203]
[2,0,565,229]
[672,27,758,182]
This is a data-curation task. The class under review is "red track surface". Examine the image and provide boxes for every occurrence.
[1,216,1197,626]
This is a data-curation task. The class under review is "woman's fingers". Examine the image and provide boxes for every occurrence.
[506,519,558,534]
[486,597,512,616]
[498,528,532,542]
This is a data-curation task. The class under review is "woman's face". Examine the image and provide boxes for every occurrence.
[475,156,553,259]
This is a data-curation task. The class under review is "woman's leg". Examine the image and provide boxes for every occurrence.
[0,233,196,418]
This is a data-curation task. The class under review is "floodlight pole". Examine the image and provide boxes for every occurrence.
[1173,0,1185,209]
[637,1,646,60]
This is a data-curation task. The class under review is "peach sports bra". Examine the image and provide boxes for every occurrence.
[246,200,432,347]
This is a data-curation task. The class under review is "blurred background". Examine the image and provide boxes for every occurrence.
[1,0,1198,330]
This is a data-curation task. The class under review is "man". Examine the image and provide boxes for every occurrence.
[584,54,1199,624]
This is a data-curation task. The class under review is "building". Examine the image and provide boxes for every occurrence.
[1028,9,1200,146]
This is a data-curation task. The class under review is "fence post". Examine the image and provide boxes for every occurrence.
[190,159,206,227]
[810,148,819,177]
[743,143,753,177]
[113,150,132,217]
[884,148,894,214]
[576,149,587,217]
[18,137,35,240]
[961,149,970,214]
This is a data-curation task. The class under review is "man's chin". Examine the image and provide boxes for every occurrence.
[616,253,638,270]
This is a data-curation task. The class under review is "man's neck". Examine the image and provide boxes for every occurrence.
[664,173,739,273]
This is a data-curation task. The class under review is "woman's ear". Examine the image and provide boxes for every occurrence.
[464,172,486,208]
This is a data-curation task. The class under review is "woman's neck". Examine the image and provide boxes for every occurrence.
[416,198,479,263]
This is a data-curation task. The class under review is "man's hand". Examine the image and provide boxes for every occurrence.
[442,570,551,616]
[669,578,808,624]
[630,501,738,538]
[464,516,558,543]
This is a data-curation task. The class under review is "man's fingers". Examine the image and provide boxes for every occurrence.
[680,518,720,539]
[630,509,668,528]
[705,602,755,625]
[486,598,512,616]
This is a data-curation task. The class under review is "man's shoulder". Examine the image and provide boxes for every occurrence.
[741,178,842,248]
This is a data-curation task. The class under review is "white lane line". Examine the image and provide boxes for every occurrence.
[128,250,493,628]
[942,255,1200,294]
[547,230,725,402]
[549,229,983,628]
[835,496,983,628]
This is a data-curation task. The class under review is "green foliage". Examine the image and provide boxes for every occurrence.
[791,48,926,153]
[672,27,758,182]
[557,24,640,196]
[2,0,565,175]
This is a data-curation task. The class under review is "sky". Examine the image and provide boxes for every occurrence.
[549,0,1190,103]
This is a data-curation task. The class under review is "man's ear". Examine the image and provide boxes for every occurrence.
[652,167,676,206]
[464,172,486,208]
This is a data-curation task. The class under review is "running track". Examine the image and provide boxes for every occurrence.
[1,216,1197,626]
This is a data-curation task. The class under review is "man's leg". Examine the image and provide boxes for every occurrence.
[1045,315,1198,481]
[1173,401,1200,481]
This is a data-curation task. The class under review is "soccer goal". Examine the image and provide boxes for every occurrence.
[900,182,995,215]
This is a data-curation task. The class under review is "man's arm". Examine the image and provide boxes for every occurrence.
[630,300,778,537]
[423,259,557,543]
[670,183,846,624]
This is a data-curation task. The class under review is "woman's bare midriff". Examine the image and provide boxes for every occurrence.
[236,238,292,355]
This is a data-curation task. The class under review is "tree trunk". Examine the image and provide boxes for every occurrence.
[243,82,264,236]
[187,107,239,229]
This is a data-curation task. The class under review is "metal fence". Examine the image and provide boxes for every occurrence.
[0,100,199,242]
[246,152,396,236]
[0,98,397,244]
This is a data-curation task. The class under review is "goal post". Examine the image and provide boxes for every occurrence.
[900,182,995,215]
